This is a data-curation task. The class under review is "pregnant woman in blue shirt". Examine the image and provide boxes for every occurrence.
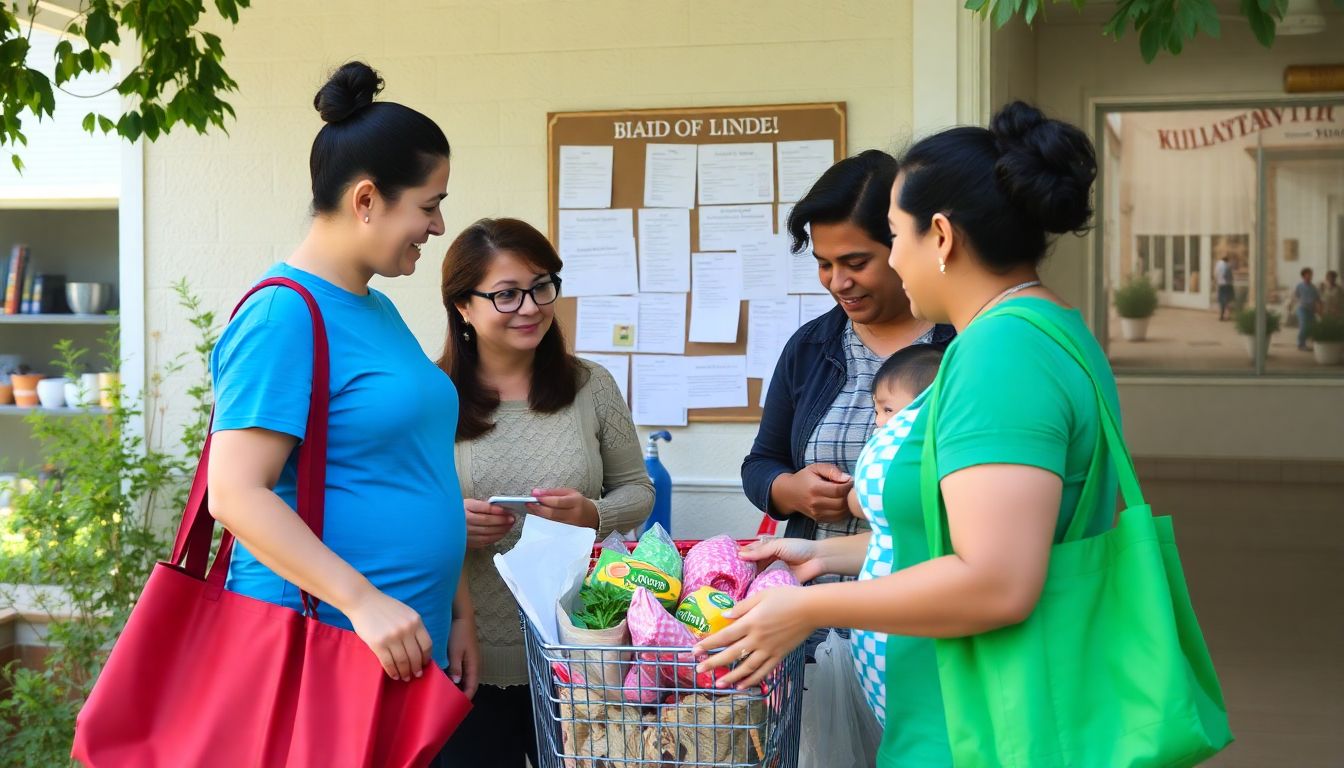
[207,62,476,698]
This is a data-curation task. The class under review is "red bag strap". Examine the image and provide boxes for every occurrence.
[169,276,331,616]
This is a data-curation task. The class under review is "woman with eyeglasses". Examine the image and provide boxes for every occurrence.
[433,217,653,767]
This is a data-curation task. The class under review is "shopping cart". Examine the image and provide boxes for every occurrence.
[520,540,805,767]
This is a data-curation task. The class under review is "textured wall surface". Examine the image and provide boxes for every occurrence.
[142,0,915,537]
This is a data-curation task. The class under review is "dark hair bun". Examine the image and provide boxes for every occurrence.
[990,101,1097,235]
[314,62,383,124]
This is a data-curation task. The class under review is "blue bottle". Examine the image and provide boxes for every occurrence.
[642,430,673,536]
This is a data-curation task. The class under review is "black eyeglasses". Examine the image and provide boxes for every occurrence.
[466,276,562,313]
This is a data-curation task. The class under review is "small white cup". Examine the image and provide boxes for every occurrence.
[36,377,68,409]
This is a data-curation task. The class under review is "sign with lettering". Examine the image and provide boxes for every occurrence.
[1157,105,1339,150]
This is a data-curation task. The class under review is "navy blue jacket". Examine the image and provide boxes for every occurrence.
[741,306,956,539]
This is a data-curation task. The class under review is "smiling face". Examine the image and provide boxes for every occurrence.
[886,174,949,323]
[455,249,557,358]
[809,220,912,326]
[360,156,450,278]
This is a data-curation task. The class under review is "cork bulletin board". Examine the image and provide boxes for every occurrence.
[547,102,846,423]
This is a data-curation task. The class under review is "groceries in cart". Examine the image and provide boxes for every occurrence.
[499,520,806,767]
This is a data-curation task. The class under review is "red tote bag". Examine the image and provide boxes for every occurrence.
[72,277,471,768]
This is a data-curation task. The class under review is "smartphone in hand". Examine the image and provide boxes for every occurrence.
[487,495,538,514]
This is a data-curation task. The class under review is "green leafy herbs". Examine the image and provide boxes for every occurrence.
[571,581,632,630]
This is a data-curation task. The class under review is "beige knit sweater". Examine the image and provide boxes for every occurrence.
[456,360,654,686]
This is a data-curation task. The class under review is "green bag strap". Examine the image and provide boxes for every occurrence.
[920,304,1147,558]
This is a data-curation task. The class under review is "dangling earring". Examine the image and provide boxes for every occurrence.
[363,215,370,223]
[461,323,472,342]
[939,260,947,274]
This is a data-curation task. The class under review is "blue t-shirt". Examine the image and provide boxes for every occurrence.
[211,263,465,667]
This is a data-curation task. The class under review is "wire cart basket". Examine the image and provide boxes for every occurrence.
[522,609,803,768]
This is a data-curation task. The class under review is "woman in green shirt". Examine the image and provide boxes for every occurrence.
[697,101,1112,765]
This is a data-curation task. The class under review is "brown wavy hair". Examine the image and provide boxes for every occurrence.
[437,218,585,440]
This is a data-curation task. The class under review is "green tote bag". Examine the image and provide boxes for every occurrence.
[907,305,1233,767]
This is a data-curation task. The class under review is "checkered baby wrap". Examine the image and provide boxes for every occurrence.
[849,403,921,726]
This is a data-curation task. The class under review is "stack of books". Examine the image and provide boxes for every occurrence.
[2,244,67,314]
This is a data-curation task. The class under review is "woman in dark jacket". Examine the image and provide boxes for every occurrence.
[742,150,954,545]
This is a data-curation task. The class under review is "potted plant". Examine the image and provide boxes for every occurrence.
[1308,315,1344,366]
[9,365,43,407]
[1113,276,1158,341]
[1234,308,1281,360]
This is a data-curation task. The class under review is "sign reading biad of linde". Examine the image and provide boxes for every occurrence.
[613,115,783,139]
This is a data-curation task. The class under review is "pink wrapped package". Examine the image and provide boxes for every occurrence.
[681,535,756,601]
[744,560,800,599]
[623,587,724,703]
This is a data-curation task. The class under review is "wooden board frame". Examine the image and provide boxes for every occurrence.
[546,102,847,423]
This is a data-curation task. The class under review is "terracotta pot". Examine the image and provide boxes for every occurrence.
[0,383,12,405]
[11,373,44,407]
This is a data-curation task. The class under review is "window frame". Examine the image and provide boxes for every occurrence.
[1090,95,1344,381]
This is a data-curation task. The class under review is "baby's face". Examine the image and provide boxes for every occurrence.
[873,382,917,428]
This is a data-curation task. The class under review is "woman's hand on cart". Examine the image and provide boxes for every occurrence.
[692,585,813,690]
[737,537,829,583]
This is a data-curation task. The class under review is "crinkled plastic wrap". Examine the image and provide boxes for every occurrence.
[681,535,756,600]
[744,560,800,598]
[622,587,724,703]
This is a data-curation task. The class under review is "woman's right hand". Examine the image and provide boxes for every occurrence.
[773,463,853,523]
[345,587,434,681]
[463,498,516,549]
[738,536,829,583]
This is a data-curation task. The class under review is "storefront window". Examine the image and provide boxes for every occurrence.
[1096,102,1344,375]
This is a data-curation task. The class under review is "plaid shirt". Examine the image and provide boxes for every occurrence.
[803,321,938,543]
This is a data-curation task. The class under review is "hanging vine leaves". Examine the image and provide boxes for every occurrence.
[0,0,251,169]
[965,0,1343,63]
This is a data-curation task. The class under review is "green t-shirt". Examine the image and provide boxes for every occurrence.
[877,298,1122,766]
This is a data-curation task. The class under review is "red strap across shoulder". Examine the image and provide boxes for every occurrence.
[169,277,331,615]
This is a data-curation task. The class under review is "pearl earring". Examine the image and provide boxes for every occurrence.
[363,215,370,223]
[939,261,947,274]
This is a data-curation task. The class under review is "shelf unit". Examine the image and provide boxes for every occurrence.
[0,314,118,326]
[2,206,122,470]
[0,405,110,417]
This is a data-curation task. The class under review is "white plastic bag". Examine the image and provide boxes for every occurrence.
[798,629,883,768]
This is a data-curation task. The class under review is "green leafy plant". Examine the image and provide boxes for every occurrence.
[571,581,633,630]
[0,279,217,767]
[965,0,1344,63]
[1113,276,1159,319]
[1234,307,1281,336]
[1308,315,1344,343]
[1,0,251,171]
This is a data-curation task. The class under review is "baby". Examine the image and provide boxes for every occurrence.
[848,343,946,517]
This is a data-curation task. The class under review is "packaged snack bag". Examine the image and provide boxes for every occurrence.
[629,522,682,581]
[681,535,755,601]
[588,552,681,611]
[586,524,684,610]
[674,586,736,637]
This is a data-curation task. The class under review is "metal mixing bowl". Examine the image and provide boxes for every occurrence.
[66,282,111,315]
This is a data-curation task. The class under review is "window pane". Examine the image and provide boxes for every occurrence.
[1265,157,1344,374]
[1100,103,1344,376]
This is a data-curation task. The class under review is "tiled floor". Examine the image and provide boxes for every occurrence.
[1144,469,1344,766]
[1107,306,1343,373]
